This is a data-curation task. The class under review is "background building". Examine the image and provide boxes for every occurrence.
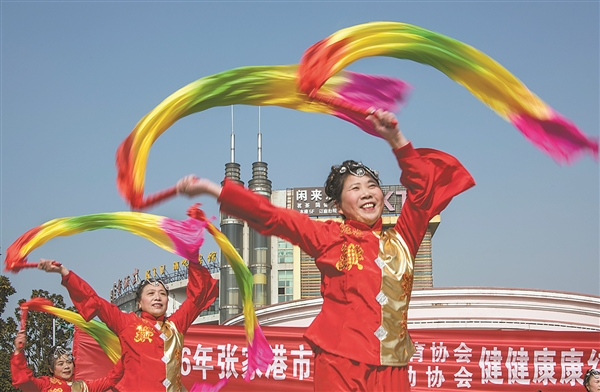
[224,287,600,332]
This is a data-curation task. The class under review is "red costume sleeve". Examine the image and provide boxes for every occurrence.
[393,144,476,256]
[62,271,129,333]
[84,356,124,392]
[219,179,331,258]
[169,262,218,334]
[10,351,46,389]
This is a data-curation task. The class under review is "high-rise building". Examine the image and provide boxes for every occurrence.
[219,161,245,323]
[246,122,272,308]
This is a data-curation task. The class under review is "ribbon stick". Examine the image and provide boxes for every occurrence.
[134,186,177,211]
[11,261,63,272]
[19,308,27,333]
[4,210,206,272]
[297,21,598,164]
[117,65,410,210]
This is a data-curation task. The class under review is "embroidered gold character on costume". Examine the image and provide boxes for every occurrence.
[340,223,363,238]
[399,272,414,302]
[399,310,408,339]
[175,372,183,390]
[134,324,154,343]
[336,243,364,271]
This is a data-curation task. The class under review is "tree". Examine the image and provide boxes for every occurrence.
[0,274,16,315]
[13,289,76,377]
[0,275,19,392]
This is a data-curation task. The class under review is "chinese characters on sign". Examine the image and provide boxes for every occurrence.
[407,341,598,389]
[291,185,407,217]
[176,328,599,390]
[110,252,220,301]
[75,325,599,391]
[182,343,314,382]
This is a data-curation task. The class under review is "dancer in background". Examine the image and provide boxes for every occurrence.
[37,258,218,392]
[176,109,475,391]
[585,368,600,392]
[11,331,123,391]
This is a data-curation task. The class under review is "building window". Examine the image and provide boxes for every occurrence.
[277,238,293,263]
[300,250,320,299]
[278,270,293,303]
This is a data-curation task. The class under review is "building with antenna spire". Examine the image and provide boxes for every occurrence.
[219,106,246,323]
[246,107,272,309]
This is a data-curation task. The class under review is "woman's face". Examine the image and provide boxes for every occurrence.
[138,283,169,318]
[336,174,384,227]
[587,374,600,392]
[53,354,74,380]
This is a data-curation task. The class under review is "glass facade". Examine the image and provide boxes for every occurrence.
[250,230,271,307]
[277,238,293,263]
[219,216,244,323]
[278,270,294,303]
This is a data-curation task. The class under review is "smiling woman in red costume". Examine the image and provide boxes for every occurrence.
[11,331,122,391]
[37,259,218,392]
[176,109,475,391]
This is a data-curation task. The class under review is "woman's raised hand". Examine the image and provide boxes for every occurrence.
[176,176,222,198]
[367,109,408,149]
[37,259,69,276]
[14,331,26,352]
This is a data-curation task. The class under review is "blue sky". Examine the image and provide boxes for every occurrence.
[1,1,598,317]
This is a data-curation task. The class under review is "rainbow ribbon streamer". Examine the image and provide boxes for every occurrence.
[187,205,273,381]
[21,298,121,364]
[117,65,410,209]
[298,21,599,164]
[4,211,207,272]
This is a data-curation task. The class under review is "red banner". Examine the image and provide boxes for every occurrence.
[73,325,599,391]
